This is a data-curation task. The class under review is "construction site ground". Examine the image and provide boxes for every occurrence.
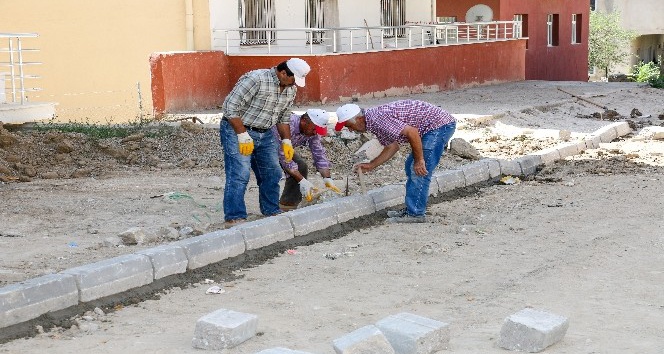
[1,81,663,353]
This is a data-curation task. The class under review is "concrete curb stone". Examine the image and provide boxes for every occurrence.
[328,194,377,223]
[136,244,188,280]
[367,184,406,211]
[235,215,294,250]
[173,229,245,270]
[284,202,339,237]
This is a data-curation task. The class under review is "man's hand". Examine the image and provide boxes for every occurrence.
[282,139,294,162]
[413,159,428,176]
[354,162,374,174]
[298,178,317,202]
[323,177,342,194]
[237,132,254,155]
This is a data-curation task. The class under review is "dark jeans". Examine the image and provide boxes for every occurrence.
[280,153,308,206]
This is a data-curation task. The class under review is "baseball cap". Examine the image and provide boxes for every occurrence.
[286,58,310,87]
[334,104,361,131]
[306,109,330,136]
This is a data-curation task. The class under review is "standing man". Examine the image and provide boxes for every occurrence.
[220,58,310,227]
[335,100,456,223]
[273,109,342,211]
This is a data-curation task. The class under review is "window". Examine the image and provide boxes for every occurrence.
[238,0,276,45]
[547,14,559,46]
[381,0,406,38]
[572,14,582,44]
[305,0,325,44]
[436,16,457,23]
[514,14,528,49]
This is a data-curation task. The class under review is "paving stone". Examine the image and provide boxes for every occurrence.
[136,244,188,279]
[192,308,258,350]
[498,308,569,353]
[584,134,602,149]
[433,169,465,193]
[497,159,522,176]
[61,254,153,302]
[174,229,245,270]
[367,184,406,211]
[481,158,502,178]
[332,325,395,354]
[531,147,561,165]
[556,142,580,159]
[611,121,632,137]
[329,194,376,223]
[515,155,542,176]
[0,274,78,328]
[255,348,314,354]
[235,215,293,250]
[575,140,587,153]
[595,125,618,143]
[375,312,450,354]
[460,161,490,185]
[428,177,440,197]
[284,202,338,237]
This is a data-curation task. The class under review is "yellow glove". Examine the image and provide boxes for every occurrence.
[282,139,294,162]
[298,178,317,202]
[323,177,342,194]
[237,132,254,156]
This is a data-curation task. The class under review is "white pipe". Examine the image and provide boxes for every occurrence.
[185,0,194,50]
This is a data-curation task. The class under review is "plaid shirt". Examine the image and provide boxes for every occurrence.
[272,113,332,172]
[221,67,296,129]
[365,100,456,146]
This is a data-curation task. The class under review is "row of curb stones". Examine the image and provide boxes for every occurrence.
[0,122,630,333]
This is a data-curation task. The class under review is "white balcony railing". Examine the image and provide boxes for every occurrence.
[0,32,41,105]
[212,21,522,55]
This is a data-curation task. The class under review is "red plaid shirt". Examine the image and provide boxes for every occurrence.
[365,100,456,146]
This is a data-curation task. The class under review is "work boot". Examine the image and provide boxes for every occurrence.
[386,215,427,224]
[386,208,407,218]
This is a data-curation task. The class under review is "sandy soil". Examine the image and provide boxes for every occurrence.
[1,81,663,353]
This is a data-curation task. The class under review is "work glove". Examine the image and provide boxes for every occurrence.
[237,132,254,156]
[298,178,317,202]
[323,177,342,194]
[282,139,294,163]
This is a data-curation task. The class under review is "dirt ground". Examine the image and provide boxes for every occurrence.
[1,81,664,353]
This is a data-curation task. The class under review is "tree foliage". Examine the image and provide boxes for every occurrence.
[588,11,637,77]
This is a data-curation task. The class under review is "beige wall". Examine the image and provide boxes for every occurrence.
[0,0,211,123]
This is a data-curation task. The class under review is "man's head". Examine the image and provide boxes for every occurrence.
[276,58,310,87]
[300,109,330,136]
[335,104,365,132]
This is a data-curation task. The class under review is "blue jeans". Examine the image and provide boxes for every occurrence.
[404,121,457,217]
[220,120,282,221]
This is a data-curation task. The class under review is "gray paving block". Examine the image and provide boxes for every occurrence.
[375,312,450,354]
[498,308,569,353]
[428,177,440,197]
[0,274,78,328]
[136,244,188,280]
[531,147,561,165]
[611,121,632,136]
[255,348,314,354]
[192,308,258,350]
[515,155,542,176]
[174,229,245,270]
[329,194,376,223]
[498,159,522,176]
[235,215,293,250]
[584,134,601,149]
[575,140,587,153]
[367,184,406,211]
[481,158,502,178]
[460,161,490,185]
[332,325,395,354]
[556,142,580,159]
[433,169,465,193]
[595,125,618,143]
[61,254,153,302]
[284,202,338,237]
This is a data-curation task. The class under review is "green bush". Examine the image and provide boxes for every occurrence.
[632,57,663,88]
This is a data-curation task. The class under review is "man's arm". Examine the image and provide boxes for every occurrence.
[357,142,399,173]
[401,125,427,176]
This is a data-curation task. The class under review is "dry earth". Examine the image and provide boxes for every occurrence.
[1,81,663,353]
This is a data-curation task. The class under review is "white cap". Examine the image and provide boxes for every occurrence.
[286,58,310,87]
[305,109,330,136]
[335,104,361,131]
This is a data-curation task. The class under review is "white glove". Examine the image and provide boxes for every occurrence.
[237,132,254,155]
[298,178,317,202]
[323,177,341,194]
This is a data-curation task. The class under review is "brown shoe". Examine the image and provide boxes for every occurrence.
[224,218,246,228]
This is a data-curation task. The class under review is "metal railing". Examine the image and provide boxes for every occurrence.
[212,21,522,54]
[0,32,41,104]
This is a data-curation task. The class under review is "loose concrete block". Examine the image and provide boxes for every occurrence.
[594,125,618,143]
[556,142,579,159]
[531,147,561,165]
[515,155,542,176]
[460,161,490,185]
[61,254,153,302]
[482,158,502,178]
[174,229,245,270]
[611,121,632,137]
[584,135,602,149]
[285,202,338,237]
[0,274,78,328]
[236,215,293,250]
[433,169,465,193]
[192,308,258,350]
[136,244,188,280]
[332,325,395,354]
[329,194,376,223]
[367,184,406,211]
[375,312,450,354]
[255,348,314,354]
[498,308,569,353]
[497,159,522,177]
[574,140,587,153]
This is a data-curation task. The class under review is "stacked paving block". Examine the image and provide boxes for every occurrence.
[332,325,396,354]
[498,308,569,352]
[192,308,258,350]
[375,312,450,353]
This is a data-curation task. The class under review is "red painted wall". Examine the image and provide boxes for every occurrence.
[150,40,526,116]
[437,0,500,22]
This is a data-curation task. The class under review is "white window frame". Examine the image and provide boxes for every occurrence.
[381,0,406,38]
[238,0,276,45]
[305,0,325,44]
[571,14,578,44]
[547,14,554,46]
